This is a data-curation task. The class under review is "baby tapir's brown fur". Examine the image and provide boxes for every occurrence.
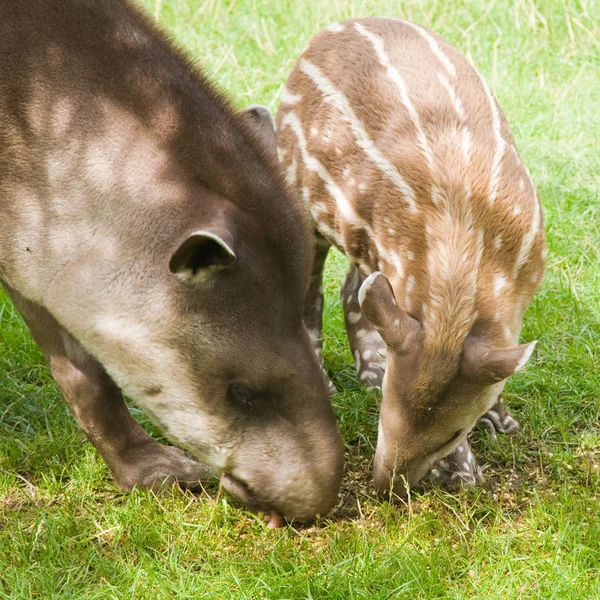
[0,0,344,522]
[276,18,545,496]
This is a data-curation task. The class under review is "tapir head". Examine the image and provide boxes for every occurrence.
[358,273,536,498]
[68,106,344,522]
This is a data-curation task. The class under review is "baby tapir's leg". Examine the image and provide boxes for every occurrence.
[342,265,387,389]
[428,438,484,490]
[5,285,208,492]
[476,394,520,437]
[303,232,337,395]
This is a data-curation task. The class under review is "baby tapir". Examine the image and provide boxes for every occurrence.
[0,0,344,524]
[276,18,546,496]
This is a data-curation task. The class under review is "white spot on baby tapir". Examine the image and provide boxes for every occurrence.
[335,146,342,155]
[302,187,310,204]
[307,328,320,342]
[347,311,362,324]
[310,126,319,137]
[343,166,351,177]
[513,204,521,216]
[406,274,415,295]
[280,87,302,105]
[298,58,417,213]
[358,182,366,192]
[407,250,415,261]
[354,350,362,373]
[394,318,400,326]
[519,178,525,190]
[358,330,384,344]
[363,350,373,360]
[494,234,502,250]
[277,147,287,162]
[360,370,378,381]
[493,274,508,297]
[388,228,396,235]
[326,22,345,33]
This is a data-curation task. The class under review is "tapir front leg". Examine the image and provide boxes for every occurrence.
[428,438,483,490]
[303,232,337,395]
[5,286,208,491]
[476,395,520,437]
[342,265,387,389]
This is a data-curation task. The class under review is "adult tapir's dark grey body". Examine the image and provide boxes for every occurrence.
[0,0,343,523]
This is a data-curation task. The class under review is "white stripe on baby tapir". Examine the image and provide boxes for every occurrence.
[474,71,506,205]
[355,22,434,173]
[438,72,466,122]
[399,19,457,78]
[302,187,310,204]
[405,273,416,312]
[285,155,298,186]
[298,59,417,213]
[461,126,472,164]
[281,111,398,263]
[280,87,302,105]
[326,22,345,33]
[512,198,541,279]
[493,273,509,297]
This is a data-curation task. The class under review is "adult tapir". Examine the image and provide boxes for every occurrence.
[0,0,344,525]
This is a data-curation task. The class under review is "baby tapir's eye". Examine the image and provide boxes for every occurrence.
[228,383,256,407]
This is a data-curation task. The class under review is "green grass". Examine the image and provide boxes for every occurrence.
[1,0,600,597]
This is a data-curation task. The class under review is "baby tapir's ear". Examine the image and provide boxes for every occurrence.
[242,104,277,155]
[358,272,421,351]
[169,230,236,284]
[461,337,537,384]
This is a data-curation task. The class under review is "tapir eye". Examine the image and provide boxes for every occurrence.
[228,383,256,407]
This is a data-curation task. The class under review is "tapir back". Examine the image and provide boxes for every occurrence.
[277,17,545,342]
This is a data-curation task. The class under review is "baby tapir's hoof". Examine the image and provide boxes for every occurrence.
[428,440,483,491]
[476,399,520,438]
[113,444,210,492]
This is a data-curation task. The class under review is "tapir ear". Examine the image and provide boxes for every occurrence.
[461,336,537,384]
[358,272,421,351]
[242,105,277,155]
[169,230,236,284]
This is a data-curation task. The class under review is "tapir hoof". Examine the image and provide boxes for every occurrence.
[476,400,520,438]
[428,441,483,491]
[113,445,210,492]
